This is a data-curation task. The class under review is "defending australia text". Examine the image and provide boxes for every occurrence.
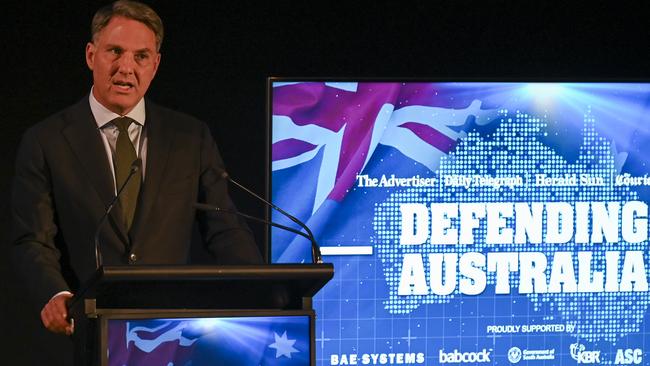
[397,201,649,296]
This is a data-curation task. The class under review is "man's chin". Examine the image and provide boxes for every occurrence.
[106,95,141,115]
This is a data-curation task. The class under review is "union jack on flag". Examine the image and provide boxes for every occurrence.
[271,81,500,262]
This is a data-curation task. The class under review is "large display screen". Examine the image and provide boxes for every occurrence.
[270,81,650,365]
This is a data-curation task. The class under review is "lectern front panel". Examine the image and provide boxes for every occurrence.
[104,313,311,365]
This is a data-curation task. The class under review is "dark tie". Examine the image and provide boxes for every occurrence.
[112,117,141,231]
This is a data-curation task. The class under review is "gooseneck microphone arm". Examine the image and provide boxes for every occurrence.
[193,203,314,244]
[214,169,323,264]
[93,158,142,269]
[68,159,142,314]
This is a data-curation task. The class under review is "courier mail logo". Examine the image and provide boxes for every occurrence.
[439,349,491,363]
[570,343,600,364]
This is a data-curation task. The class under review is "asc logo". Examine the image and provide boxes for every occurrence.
[614,349,642,365]
[570,343,600,364]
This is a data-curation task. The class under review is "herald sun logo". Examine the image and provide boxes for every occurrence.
[614,349,642,365]
[570,343,600,364]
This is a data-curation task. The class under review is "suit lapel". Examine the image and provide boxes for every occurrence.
[61,98,130,246]
[130,102,173,246]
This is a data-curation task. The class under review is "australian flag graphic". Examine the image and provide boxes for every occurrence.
[271,81,502,262]
[107,316,310,365]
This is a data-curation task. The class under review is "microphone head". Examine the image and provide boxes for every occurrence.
[130,158,143,173]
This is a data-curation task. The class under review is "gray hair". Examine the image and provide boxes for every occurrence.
[91,0,164,51]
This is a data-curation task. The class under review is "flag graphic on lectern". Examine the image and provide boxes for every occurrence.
[271,81,650,365]
[107,315,310,365]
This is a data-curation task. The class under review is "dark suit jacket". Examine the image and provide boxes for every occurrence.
[11,97,263,309]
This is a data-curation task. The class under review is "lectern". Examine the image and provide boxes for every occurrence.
[69,264,333,366]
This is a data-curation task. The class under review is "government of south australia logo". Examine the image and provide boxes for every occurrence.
[508,347,522,364]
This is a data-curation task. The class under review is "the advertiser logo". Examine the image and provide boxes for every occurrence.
[507,347,555,363]
[439,349,491,363]
[614,349,642,365]
[570,343,600,364]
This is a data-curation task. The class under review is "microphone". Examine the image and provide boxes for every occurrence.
[94,158,142,269]
[69,159,142,314]
[212,168,323,264]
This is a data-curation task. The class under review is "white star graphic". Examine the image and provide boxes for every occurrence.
[268,331,299,359]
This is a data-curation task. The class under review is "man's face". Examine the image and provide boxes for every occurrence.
[86,16,161,115]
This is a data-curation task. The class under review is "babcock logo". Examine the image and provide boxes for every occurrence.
[570,343,600,364]
[614,349,642,365]
[439,349,491,363]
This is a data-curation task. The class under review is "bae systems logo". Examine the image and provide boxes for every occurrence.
[439,349,491,363]
[570,343,600,364]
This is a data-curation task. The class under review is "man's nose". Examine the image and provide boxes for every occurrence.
[116,53,136,74]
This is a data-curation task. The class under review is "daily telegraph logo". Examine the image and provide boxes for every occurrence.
[570,343,600,364]
[438,349,491,363]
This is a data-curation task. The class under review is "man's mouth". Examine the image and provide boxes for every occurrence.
[113,80,134,91]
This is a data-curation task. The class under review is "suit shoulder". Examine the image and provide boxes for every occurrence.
[148,103,208,130]
[147,102,217,148]
[21,100,88,140]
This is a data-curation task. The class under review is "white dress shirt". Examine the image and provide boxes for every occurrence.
[88,88,148,190]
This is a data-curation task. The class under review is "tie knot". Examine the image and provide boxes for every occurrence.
[113,117,133,133]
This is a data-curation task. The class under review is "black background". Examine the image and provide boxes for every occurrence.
[2,1,650,364]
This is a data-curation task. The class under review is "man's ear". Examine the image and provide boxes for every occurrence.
[85,42,96,70]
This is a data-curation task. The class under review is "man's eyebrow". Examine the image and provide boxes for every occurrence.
[103,44,154,53]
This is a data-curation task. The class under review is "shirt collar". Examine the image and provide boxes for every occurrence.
[89,87,146,128]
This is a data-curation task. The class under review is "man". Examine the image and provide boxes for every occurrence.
[11,0,262,362]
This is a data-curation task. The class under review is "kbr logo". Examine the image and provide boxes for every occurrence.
[614,349,642,365]
[439,349,491,363]
[570,343,600,364]
[507,347,522,364]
